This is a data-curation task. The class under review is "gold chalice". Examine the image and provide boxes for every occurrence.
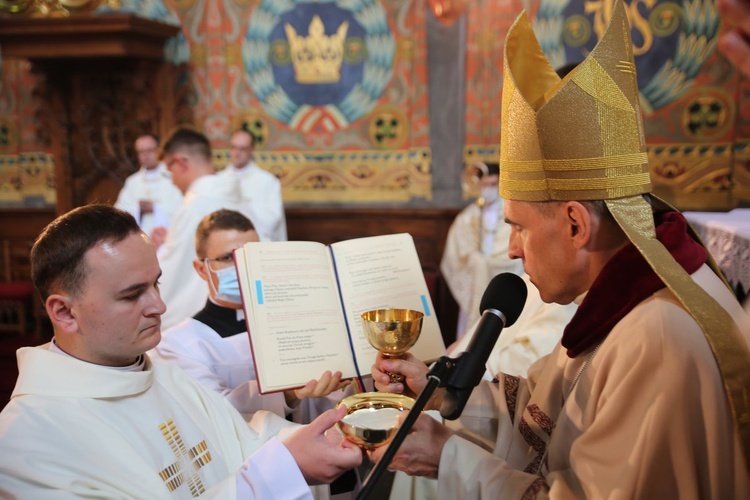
[361,308,424,383]
[336,392,415,449]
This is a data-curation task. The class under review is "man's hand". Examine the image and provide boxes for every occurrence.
[372,352,428,396]
[283,406,363,484]
[718,0,750,78]
[285,370,350,407]
[367,411,454,479]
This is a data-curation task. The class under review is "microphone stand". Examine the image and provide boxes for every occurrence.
[356,356,458,500]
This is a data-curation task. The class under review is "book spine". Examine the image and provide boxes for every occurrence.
[329,245,365,390]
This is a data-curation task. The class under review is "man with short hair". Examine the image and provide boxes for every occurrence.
[157,127,247,329]
[220,129,287,242]
[0,204,361,498]
[152,209,348,423]
[115,134,183,239]
[370,2,750,497]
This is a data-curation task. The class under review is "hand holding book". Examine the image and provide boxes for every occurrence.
[234,233,445,394]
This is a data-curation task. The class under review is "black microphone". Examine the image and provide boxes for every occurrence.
[440,272,527,420]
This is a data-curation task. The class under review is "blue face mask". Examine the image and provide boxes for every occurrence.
[206,261,243,305]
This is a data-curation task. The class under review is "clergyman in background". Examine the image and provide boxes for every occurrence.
[220,129,288,242]
[440,161,523,340]
[115,134,183,242]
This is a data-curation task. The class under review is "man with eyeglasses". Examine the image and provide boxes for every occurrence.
[152,209,349,424]
[219,129,287,242]
[115,134,183,241]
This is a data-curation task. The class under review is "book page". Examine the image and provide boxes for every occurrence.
[235,241,358,393]
[331,233,445,371]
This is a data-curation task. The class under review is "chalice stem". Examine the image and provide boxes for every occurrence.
[383,353,405,383]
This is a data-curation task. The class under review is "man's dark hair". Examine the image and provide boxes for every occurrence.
[162,127,212,162]
[484,162,500,177]
[555,62,581,79]
[195,209,255,259]
[31,205,141,301]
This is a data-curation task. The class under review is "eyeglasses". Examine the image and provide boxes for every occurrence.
[204,253,234,268]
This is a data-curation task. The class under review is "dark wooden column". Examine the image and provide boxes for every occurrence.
[0,14,180,214]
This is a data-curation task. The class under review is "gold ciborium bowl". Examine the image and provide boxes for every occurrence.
[336,392,415,449]
[361,308,424,357]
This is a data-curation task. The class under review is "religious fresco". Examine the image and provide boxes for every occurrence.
[462,0,523,177]
[0,58,55,206]
[1,0,748,208]
[461,0,749,208]
[169,0,432,202]
[0,0,430,206]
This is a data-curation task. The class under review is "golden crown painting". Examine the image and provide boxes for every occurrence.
[0,0,748,498]
[0,0,747,207]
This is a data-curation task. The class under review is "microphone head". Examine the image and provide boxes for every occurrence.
[479,273,527,327]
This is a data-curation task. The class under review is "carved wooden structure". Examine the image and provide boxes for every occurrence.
[0,14,181,213]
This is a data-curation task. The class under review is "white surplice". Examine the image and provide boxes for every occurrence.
[115,163,183,237]
[440,199,524,338]
[218,161,287,242]
[152,312,344,425]
[157,174,244,330]
[0,345,317,499]
[152,315,289,421]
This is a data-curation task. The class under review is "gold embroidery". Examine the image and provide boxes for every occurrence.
[158,420,212,496]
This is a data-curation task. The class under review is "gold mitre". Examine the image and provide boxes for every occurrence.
[499,0,650,203]
[499,0,750,468]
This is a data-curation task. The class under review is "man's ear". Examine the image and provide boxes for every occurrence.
[46,294,79,334]
[564,201,592,249]
[193,259,209,282]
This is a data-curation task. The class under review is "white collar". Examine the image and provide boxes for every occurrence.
[49,339,145,372]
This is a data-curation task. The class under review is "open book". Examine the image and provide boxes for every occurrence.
[234,233,445,394]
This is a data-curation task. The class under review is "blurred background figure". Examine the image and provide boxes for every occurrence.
[115,134,182,243]
[440,161,523,341]
[220,129,288,242]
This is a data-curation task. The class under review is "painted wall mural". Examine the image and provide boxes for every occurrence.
[0,0,431,206]
[461,0,749,208]
[1,0,748,208]
[539,0,746,207]
[462,0,523,172]
[171,0,431,203]
[0,58,54,207]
